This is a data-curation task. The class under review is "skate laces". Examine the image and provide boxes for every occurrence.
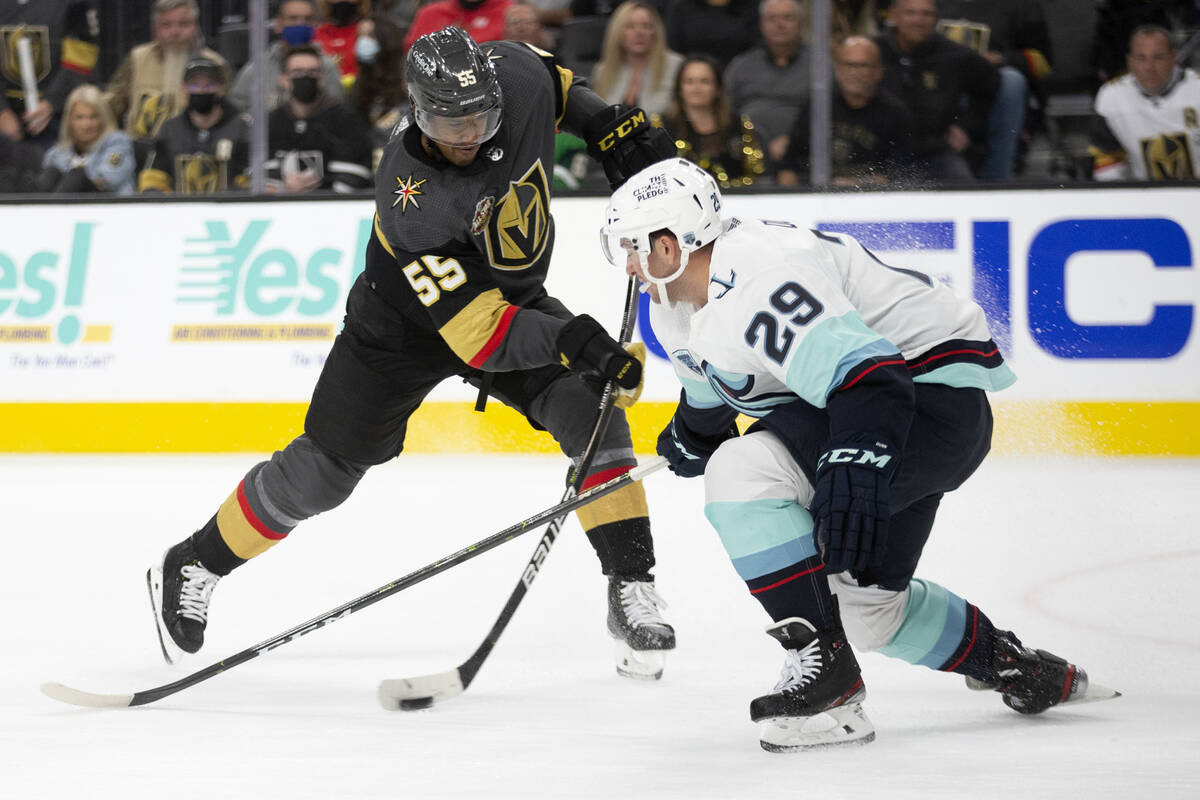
[775,639,823,693]
[178,563,220,624]
[618,581,669,628]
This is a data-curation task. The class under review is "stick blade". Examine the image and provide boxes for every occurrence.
[40,681,135,709]
[378,670,465,711]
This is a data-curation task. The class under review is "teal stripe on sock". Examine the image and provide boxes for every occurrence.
[879,579,968,668]
[704,499,818,580]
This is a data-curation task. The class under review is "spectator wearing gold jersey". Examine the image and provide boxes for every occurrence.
[104,0,227,140]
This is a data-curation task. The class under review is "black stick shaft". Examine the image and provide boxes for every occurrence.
[457,277,641,689]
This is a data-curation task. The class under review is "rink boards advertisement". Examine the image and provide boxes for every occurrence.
[1,187,1198,454]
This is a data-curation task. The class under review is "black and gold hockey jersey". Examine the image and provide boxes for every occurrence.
[138,100,251,194]
[0,0,97,115]
[367,40,608,373]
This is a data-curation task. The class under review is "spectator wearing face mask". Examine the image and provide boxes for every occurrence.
[138,57,252,193]
[265,45,373,193]
[352,13,410,152]
[315,0,371,85]
[104,0,227,140]
[230,0,347,113]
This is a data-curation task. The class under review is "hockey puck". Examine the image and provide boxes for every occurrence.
[399,697,435,711]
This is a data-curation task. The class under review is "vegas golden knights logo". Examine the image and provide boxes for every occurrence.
[176,153,227,194]
[485,160,550,271]
[133,92,175,138]
[1185,107,1198,129]
[1140,133,1195,180]
[0,25,51,87]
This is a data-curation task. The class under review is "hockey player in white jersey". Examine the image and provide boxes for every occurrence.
[601,159,1116,751]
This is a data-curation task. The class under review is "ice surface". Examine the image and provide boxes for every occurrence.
[2,454,1198,799]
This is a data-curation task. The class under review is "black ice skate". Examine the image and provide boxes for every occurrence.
[607,576,676,680]
[751,617,875,752]
[146,538,221,665]
[967,633,1121,713]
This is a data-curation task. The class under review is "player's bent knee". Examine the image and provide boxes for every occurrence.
[829,572,908,652]
[704,431,811,506]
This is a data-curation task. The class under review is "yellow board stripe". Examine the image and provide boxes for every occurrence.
[0,402,1199,456]
[82,325,112,343]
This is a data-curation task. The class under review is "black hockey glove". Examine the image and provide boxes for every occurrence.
[582,104,677,189]
[556,315,643,405]
[811,434,900,574]
[656,405,740,478]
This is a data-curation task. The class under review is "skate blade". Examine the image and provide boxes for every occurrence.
[965,677,1122,707]
[614,641,665,681]
[759,703,876,752]
[145,563,182,666]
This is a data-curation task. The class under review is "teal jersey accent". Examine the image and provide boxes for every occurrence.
[782,310,901,406]
[705,498,819,580]
[913,361,1017,392]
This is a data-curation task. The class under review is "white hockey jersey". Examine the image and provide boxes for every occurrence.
[651,219,1015,417]
[1092,68,1200,180]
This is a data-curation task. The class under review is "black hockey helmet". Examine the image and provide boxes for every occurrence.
[406,27,502,147]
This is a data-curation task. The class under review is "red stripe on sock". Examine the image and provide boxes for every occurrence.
[1060,664,1076,703]
[748,563,824,595]
[580,465,632,491]
[943,605,979,673]
[236,480,288,540]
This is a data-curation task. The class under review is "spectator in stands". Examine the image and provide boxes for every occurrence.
[937,0,1053,181]
[404,0,513,51]
[105,0,226,141]
[504,2,557,50]
[777,35,915,186]
[0,0,99,147]
[1090,25,1200,180]
[138,56,251,194]
[353,14,409,151]
[524,0,573,31]
[315,0,369,86]
[266,45,373,193]
[725,0,810,164]
[570,0,633,16]
[664,0,759,70]
[661,54,765,186]
[230,0,346,113]
[876,0,998,182]
[591,1,683,118]
[39,84,135,194]
[1093,0,1194,83]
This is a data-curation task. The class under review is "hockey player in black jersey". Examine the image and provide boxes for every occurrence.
[148,27,678,680]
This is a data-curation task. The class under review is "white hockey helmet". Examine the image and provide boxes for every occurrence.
[600,158,723,295]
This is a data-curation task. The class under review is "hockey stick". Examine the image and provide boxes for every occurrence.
[379,277,641,711]
[39,457,667,709]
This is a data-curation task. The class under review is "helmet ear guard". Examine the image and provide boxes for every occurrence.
[600,159,724,297]
[405,27,503,146]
